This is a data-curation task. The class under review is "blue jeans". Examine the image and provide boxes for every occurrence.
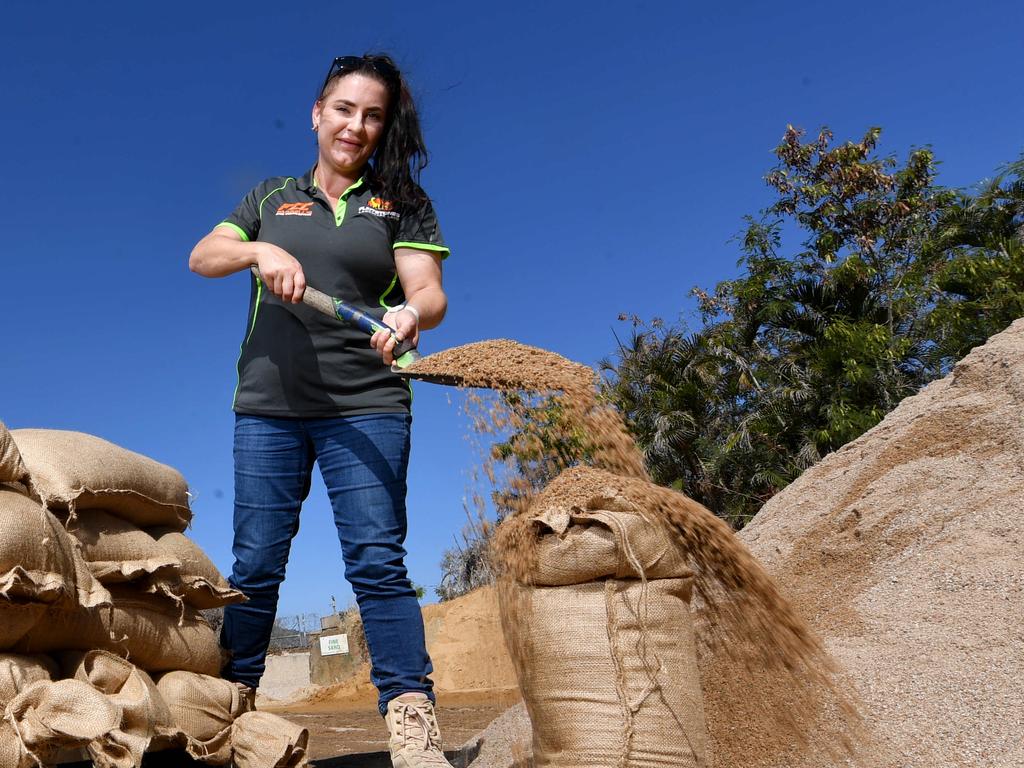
[221,413,434,714]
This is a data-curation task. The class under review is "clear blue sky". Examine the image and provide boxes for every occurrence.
[3,1,1021,616]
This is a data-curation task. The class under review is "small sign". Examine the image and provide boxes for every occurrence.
[319,634,349,657]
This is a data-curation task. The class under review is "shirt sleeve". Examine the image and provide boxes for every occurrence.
[217,182,266,242]
[393,198,450,259]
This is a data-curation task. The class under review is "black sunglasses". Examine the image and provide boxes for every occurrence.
[318,56,400,99]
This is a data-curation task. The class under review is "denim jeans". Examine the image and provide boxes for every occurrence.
[221,413,434,714]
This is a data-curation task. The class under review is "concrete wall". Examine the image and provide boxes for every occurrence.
[259,651,311,701]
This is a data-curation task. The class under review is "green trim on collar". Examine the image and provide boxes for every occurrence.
[333,176,366,227]
[217,221,250,242]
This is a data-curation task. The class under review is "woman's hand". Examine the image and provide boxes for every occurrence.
[371,307,419,365]
[256,243,306,304]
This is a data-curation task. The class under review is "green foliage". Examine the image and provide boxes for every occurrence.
[605,130,1024,527]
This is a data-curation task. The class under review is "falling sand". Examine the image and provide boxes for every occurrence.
[404,340,863,765]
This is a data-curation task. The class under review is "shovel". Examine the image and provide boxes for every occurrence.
[249,266,463,386]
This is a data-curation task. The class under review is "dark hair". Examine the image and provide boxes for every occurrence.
[318,53,430,212]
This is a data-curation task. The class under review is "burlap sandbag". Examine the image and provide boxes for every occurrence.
[1,679,119,767]
[0,489,111,609]
[64,509,181,585]
[156,671,243,765]
[527,505,692,586]
[0,421,28,488]
[59,650,177,768]
[0,654,56,709]
[147,528,246,609]
[499,500,706,768]
[232,711,310,768]
[0,605,46,653]
[11,429,191,531]
[15,588,221,676]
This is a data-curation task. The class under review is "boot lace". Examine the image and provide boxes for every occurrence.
[392,699,451,766]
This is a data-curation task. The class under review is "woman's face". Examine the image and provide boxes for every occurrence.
[312,73,389,177]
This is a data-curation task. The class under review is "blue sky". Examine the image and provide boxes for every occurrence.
[3,1,1022,616]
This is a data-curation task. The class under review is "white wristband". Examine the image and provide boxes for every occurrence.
[400,304,420,323]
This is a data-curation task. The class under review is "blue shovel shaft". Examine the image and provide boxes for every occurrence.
[248,266,417,361]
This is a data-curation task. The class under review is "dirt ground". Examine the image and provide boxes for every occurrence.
[277,689,519,765]
[79,690,517,767]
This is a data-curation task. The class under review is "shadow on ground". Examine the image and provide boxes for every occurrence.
[312,742,479,767]
[61,742,481,767]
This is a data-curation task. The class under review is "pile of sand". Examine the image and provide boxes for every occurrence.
[731,318,1024,767]
[465,320,1023,767]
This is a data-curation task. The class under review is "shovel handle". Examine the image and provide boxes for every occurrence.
[248,266,416,358]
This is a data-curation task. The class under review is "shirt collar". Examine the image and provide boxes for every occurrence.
[300,164,371,197]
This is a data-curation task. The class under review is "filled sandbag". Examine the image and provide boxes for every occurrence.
[15,588,221,676]
[1,679,119,767]
[59,650,178,768]
[11,429,191,530]
[64,509,181,585]
[147,527,245,609]
[0,604,46,653]
[497,494,706,768]
[232,711,310,768]
[156,671,244,765]
[0,421,28,488]
[0,488,111,609]
[0,654,56,709]
[526,504,692,586]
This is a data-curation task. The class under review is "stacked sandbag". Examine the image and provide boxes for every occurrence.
[0,421,29,490]
[495,472,707,768]
[12,428,192,530]
[59,650,179,767]
[15,586,223,675]
[2,426,307,765]
[232,712,310,768]
[155,671,243,763]
[0,679,120,768]
[63,509,181,587]
[0,654,58,708]
[146,527,246,609]
[0,487,112,644]
[4,428,225,678]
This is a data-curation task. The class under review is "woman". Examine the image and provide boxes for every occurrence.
[189,54,453,768]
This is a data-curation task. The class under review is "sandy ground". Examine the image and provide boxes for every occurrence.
[275,689,519,765]
[65,690,516,767]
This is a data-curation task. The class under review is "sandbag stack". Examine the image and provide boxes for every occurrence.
[0,422,308,767]
[495,468,707,768]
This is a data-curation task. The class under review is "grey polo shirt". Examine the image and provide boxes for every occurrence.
[219,167,449,417]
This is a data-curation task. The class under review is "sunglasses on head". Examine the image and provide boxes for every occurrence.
[318,55,400,99]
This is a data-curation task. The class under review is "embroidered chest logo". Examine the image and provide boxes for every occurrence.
[358,197,400,220]
[276,202,314,216]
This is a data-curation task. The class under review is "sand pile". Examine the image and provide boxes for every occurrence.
[734,318,1024,767]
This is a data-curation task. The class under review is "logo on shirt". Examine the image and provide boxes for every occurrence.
[358,197,400,220]
[276,202,314,216]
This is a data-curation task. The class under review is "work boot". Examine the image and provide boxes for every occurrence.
[385,692,453,767]
[233,681,257,713]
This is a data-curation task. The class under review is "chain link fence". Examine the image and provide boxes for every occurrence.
[268,612,322,653]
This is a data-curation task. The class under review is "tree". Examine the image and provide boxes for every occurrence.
[605,129,1024,526]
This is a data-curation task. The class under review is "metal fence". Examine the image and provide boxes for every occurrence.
[268,612,323,653]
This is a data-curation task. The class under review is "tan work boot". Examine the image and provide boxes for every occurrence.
[232,681,257,713]
[385,692,453,767]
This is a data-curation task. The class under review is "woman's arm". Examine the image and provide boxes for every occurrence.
[189,225,307,304]
[371,247,447,364]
